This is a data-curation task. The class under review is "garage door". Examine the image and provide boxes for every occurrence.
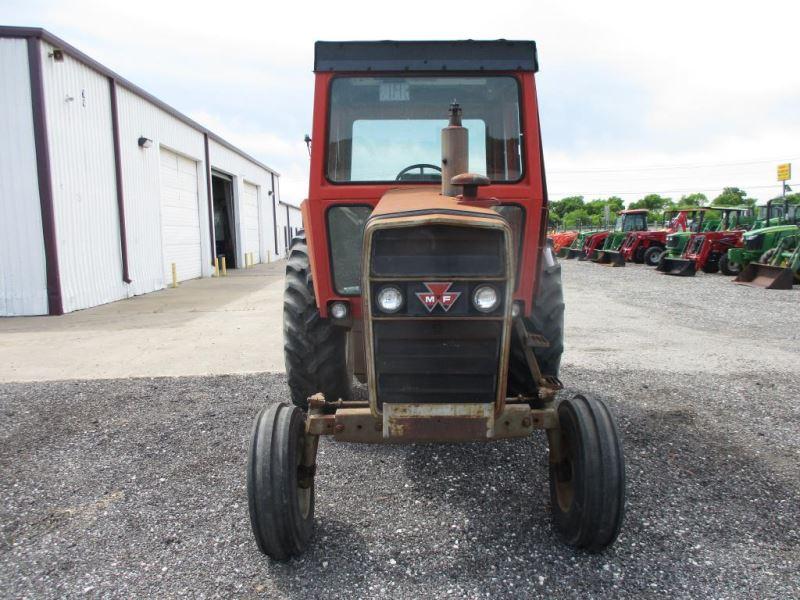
[242,182,261,263]
[160,149,202,283]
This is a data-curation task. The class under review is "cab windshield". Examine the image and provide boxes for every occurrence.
[615,214,647,231]
[326,76,523,183]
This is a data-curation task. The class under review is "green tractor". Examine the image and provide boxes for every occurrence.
[722,202,799,276]
[657,207,728,265]
[591,209,649,265]
[735,233,800,289]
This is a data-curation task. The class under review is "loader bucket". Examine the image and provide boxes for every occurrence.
[592,251,612,264]
[578,250,593,261]
[605,251,626,267]
[656,256,697,276]
[566,248,582,259]
[556,247,569,258]
[734,263,795,289]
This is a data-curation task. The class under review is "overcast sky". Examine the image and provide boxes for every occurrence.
[3,0,799,206]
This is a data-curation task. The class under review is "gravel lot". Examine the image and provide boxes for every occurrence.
[2,261,799,599]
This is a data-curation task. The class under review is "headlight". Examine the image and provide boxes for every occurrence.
[377,286,403,313]
[329,301,349,320]
[472,285,499,313]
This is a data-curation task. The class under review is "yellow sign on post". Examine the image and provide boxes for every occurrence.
[777,163,791,181]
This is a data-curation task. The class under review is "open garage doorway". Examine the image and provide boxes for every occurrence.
[212,171,237,269]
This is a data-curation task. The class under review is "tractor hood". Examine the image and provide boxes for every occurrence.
[369,186,502,222]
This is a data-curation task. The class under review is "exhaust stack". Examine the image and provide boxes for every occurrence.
[441,102,468,197]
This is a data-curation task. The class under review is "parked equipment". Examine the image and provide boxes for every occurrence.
[657,207,752,276]
[564,230,604,259]
[246,40,626,561]
[587,210,649,264]
[551,230,579,256]
[734,233,800,289]
[725,203,799,276]
[603,208,701,267]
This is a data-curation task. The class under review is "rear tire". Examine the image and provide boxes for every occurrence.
[719,253,741,276]
[247,403,315,560]
[284,234,351,409]
[507,247,564,397]
[549,394,625,552]
[643,246,663,267]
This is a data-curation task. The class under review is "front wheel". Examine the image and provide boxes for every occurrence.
[247,403,315,560]
[719,253,741,276]
[549,394,626,552]
[643,246,664,267]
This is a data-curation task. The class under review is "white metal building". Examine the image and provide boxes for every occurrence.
[0,27,298,316]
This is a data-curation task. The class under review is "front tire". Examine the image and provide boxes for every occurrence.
[643,246,664,267]
[247,403,315,560]
[719,253,741,276]
[284,234,351,409]
[549,394,625,552]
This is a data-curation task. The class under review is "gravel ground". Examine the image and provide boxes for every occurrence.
[2,262,799,599]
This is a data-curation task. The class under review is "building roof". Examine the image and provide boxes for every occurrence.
[314,40,538,73]
[0,26,279,177]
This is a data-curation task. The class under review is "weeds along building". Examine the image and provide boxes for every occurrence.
[0,26,301,316]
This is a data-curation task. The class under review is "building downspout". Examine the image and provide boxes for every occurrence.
[27,37,63,315]
[271,172,278,255]
[109,79,131,284]
[204,134,216,263]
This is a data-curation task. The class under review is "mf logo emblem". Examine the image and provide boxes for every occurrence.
[416,282,461,312]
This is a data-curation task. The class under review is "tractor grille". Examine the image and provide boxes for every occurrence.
[687,236,704,254]
[745,234,764,251]
[666,236,679,248]
[371,225,504,277]
[367,222,509,410]
[372,320,502,409]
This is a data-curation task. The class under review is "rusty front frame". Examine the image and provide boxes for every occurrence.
[306,395,558,444]
[360,212,515,420]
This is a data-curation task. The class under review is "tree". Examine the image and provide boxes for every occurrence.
[712,187,755,207]
[679,193,708,207]
[549,196,584,219]
[562,208,593,229]
[629,194,672,212]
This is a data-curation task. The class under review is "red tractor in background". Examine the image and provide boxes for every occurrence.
[658,207,755,276]
[578,209,649,261]
[611,208,697,267]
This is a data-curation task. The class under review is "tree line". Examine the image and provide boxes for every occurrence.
[549,187,800,229]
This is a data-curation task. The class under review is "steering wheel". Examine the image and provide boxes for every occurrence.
[395,163,442,181]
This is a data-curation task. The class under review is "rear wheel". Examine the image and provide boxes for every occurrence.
[507,247,564,397]
[643,246,664,267]
[549,394,625,552]
[284,233,351,409]
[247,403,315,560]
[719,253,741,276]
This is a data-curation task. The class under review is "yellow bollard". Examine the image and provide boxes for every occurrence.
[221,256,227,276]
[246,252,251,268]
[171,262,178,288]
[213,256,219,277]
[267,250,271,263]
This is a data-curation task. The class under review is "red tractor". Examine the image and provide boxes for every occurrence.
[657,207,755,276]
[246,40,626,560]
[611,209,697,267]
[578,209,649,261]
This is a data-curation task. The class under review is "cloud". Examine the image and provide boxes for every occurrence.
[2,0,798,204]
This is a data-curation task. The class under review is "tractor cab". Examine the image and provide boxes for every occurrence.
[614,209,649,232]
[245,40,626,561]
